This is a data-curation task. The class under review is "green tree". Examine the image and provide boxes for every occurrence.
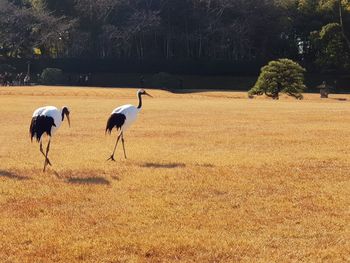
[0,0,75,58]
[318,0,350,49]
[311,22,350,71]
[249,58,306,100]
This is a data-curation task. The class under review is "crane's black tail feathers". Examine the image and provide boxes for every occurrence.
[105,113,126,134]
[30,116,56,142]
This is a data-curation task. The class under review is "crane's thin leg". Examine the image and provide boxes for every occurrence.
[121,132,127,159]
[40,141,52,166]
[43,139,51,172]
[107,132,122,161]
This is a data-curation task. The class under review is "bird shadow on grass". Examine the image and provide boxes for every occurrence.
[66,177,111,185]
[52,169,112,185]
[331,97,347,101]
[0,170,29,180]
[141,162,186,169]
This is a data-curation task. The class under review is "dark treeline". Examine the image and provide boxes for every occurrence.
[1,0,350,74]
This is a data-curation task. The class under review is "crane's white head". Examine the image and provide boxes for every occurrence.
[61,106,71,127]
[137,89,153,97]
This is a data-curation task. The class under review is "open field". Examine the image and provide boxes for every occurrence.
[0,86,349,262]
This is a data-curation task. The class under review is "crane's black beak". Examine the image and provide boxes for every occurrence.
[66,113,71,127]
[144,91,153,98]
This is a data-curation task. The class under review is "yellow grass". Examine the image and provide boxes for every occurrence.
[0,86,349,262]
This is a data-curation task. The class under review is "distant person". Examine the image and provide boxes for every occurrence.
[15,73,21,86]
[3,72,7,86]
[85,74,89,85]
[9,73,14,86]
[24,74,30,86]
[78,74,83,86]
[0,73,4,86]
[19,73,25,86]
[4,72,13,86]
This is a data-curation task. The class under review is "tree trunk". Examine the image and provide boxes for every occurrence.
[198,35,202,58]
[339,0,350,50]
[139,35,144,59]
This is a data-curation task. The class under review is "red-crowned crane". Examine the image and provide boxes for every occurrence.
[105,89,152,161]
[30,106,71,172]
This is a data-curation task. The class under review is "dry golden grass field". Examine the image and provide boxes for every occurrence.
[0,86,349,262]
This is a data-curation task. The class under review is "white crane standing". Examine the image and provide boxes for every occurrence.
[30,106,71,171]
[105,89,152,161]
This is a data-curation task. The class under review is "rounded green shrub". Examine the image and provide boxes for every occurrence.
[248,59,306,100]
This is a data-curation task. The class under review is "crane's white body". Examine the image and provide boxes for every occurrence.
[32,106,63,136]
[106,89,151,161]
[111,104,140,132]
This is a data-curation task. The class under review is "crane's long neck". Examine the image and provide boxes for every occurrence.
[137,92,142,109]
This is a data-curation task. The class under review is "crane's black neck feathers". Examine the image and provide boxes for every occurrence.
[137,92,142,109]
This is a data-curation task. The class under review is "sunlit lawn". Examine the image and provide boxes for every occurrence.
[0,86,349,262]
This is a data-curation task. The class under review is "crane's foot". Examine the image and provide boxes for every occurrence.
[107,155,116,162]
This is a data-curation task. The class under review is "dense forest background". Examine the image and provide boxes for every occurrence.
[1,0,350,81]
